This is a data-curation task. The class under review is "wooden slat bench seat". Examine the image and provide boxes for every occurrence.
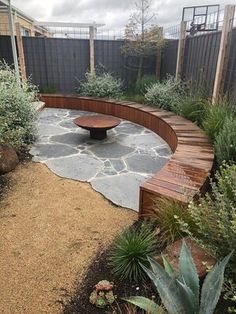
[40,94,214,216]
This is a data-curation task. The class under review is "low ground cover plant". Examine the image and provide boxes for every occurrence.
[109,222,157,282]
[79,72,123,99]
[0,62,37,148]
[124,241,233,314]
[89,280,115,308]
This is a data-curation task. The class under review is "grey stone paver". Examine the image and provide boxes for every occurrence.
[30,108,172,211]
[31,143,78,159]
[155,146,172,157]
[110,159,126,172]
[51,132,88,146]
[37,124,66,137]
[46,155,103,182]
[125,154,168,174]
[116,122,144,134]
[90,142,134,158]
[91,173,149,209]
[120,133,167,149]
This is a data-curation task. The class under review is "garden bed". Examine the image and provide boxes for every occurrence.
[64,240,160,314]
[63,234,230,314]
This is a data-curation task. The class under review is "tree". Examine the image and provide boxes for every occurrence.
[122,0,165,81]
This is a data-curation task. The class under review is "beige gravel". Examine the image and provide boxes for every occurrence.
[0,162,137,314]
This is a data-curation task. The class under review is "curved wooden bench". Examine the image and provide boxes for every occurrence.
[40,94,214,216]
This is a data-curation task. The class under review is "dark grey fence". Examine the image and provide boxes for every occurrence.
[224,28,236,98]
[160,28,236,97]
[23,37,90,93]
[0,35,14,65]
[160,39,178,79]
[0,36,156,93]
[183,31,221,95]
[1,30,236,97]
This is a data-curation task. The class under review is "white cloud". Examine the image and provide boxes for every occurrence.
[12,0,231,30]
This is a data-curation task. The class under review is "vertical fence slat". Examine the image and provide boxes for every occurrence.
[212,4,236,103]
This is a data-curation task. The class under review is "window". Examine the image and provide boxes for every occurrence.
[20,27,30,37]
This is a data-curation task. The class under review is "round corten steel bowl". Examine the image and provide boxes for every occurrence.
[74,114,121,140]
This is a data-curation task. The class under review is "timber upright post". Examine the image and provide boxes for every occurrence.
[212,4,235,103]
[156,27,163,79]
[89,25,95,75]
[7,0,20,84]
[175,21,187,80]
[15,22,26,80]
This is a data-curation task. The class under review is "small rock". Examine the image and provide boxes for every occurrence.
[0,145,19,174]
[155,237,216,278]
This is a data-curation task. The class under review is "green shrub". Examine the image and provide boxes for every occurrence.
[223,279,236,313]
[79,72,123,99]
[0,63,37,147]
[132,75,158,95]
[124,93,145,104]
[171,96,207,126]
[144,76,184,110]
[150,198,196,245]
[124,241,232,314]
[215,117,236,165]
[109,223,157,282]
[40,85,57,94]
[179,164,236,270]
[202,99,234,141]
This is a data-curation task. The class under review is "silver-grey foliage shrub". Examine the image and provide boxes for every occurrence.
[79,72,123,99]
[144,76,184,110]
[0,63,38,147]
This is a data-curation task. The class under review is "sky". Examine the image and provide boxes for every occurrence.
[12,0,231,31]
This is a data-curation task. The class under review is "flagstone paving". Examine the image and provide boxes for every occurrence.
[30,108,172,211]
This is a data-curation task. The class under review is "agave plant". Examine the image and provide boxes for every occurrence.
[124,241,233,314]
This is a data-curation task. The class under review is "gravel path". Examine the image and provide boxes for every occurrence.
[0,162,136,314]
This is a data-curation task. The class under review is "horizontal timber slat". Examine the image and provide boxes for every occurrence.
[40,94,214,216]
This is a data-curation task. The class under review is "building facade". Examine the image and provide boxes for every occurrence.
[0,1,50,37]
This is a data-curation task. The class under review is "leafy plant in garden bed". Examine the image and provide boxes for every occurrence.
[178,163,236,272]
[215,117,236,165]
[125,75,158,103]
[89,280,115,308]
[171,96,207,127]
[124,241,233,314]
[63,239,160,314]
[144,76,185,110]
[202,98,235,141]
[149,198,196,245]
[129,75,159,95]
[109,222,157,282]
[0,62,38,148]
[78,72,123,99]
